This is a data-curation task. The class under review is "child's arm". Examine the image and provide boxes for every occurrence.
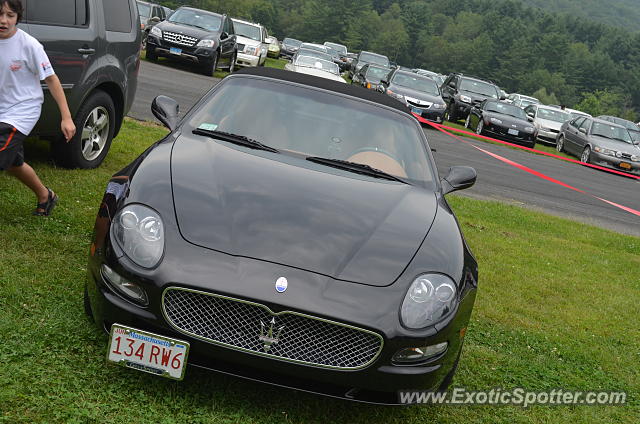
[44,74,76,142]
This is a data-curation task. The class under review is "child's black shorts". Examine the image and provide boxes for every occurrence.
[0,123,27,171]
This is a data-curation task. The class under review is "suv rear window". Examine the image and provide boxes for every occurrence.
[103,0,133,32]
[26,0,88,26]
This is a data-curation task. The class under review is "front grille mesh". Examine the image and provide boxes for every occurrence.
[162,288,383,369]
[163,31,197,46]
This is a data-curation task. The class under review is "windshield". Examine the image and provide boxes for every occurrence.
[537,108,570,123]
[295,49,333,62]
[360,52,389,67]
[169,9,221,31]
[137,3,151,18]
[283,38,302,47]
[300,44,327,53]
[611,118,640,132]
[234,21,261,41]
[325,42,347,54]
[187,78,435,186]
[366,66,391,81]
[520,98,539,108]
[295,56,340,75]
[392,73,439,95]
[485,102,527,119]
[460,79,498,98]
[591,123,633,143]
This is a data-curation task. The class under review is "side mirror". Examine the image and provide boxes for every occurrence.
[527,116,534,122]
[377,86,385,93]
[500,94,506,100]
[151,95,179,130]
[150,16,161,23]
[380,79,388,85]
[448,81,456,88]
[527,111,534,117]
[441,166,477,194]
[220,31,228,40]
[579,127,587,134]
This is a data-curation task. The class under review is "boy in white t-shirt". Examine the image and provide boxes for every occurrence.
[0,0,75,216]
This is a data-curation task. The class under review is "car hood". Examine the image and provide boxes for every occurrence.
[236,35,261,47]
[170,133,438,286]
[292,67,345,82]
[484,111,531,129]
[389,85,443,105]
[460,90,496,105]
[535,118,563,130]
[590,135,640,153]
[158,21,218,39]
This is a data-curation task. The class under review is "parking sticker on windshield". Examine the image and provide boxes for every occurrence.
[198,123,218,131]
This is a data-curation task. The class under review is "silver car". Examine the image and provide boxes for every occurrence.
[524,105,571,145]
[557,116,640,175]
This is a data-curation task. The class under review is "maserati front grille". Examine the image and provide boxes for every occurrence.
[162,287,383,369]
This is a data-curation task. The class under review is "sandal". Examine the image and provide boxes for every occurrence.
[33,188,58,216]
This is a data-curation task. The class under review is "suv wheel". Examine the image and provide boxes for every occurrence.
[53,90,115,169]
[201,51,218,76]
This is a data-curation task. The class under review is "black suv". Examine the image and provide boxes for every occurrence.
[22,0,141,169]
[440,73,503,122]
[146,7,237,76]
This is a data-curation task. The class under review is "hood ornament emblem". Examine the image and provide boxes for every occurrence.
[275,277,288,293]
[259,317,285,352]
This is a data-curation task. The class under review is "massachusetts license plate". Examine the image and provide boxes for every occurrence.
[411,107,423,115]
[619,162,631,169]
[169,47,182,55]
[107,324,189,380]
[508,128,519,136]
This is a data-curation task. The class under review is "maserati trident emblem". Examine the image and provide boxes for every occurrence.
[259,317,285,352]
[275,277,288,293]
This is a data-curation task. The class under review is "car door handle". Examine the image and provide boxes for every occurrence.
[78,48,96,55]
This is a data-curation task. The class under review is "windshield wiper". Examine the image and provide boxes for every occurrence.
[592,133,614,140]
[306,156,408,183]
[192,129,279,153]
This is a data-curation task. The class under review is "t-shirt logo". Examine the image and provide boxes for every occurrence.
[41,62,52,72]
[10,60,22,71]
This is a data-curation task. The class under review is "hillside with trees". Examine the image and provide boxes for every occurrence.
[158,0,640,119]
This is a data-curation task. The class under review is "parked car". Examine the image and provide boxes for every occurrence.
[351,64,392,90]
[284,55,346,83]
[440,73,503,122]
[265,36,280,58]
[291,48,333,64]
[136,0,169,49]
[465,100,537,147]
[413,69,446,90]
[523,104,571,145]
[350,51,390,78]
[505,93,539,109]
[86,66,479,404]
[556,116,640,174]
[24,0,140,169]
[146,7,237,76]
[596,115,640,142]
[323,41,348,57]
[299,43,329,54]
[557,107,591,121]
[232,18,268,67]
[324,46,349,72]
[280,37,302,59]
[379,69,447,124]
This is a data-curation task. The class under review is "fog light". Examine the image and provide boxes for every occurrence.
[101,264,148,305]
[392,342,448,364]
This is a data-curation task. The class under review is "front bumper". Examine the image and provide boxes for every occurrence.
[87,230,476,404]
[236,52,260,67]
[409,105,445,124]
[589,151,640,175]
[147,35,215,64]
[483,123,536,146]
[536,129,560,145]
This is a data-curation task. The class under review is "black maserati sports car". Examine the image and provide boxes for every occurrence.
[85,67,479,404]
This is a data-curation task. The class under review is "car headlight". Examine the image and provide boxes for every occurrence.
[524,126,535,133]
[245,45,260,56]
[432,103,446,109]
[150,26,162,37]
[593,146,617,157]
[196,39,215,48]
[459,95,471,103]
[401,274,457,329]
[387,89,405,101]
[490,117,503,125]
[112,204,164,268]
[631,154,639,162]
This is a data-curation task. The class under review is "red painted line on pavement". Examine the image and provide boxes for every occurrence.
[418,115,640,218]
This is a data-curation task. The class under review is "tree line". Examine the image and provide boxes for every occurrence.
[159,0,640,121]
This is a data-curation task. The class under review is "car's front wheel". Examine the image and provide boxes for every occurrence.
[556,135,565,152]
[476,120,484,135]
[200,51,218,76]
[581,146,591,164]
[53,90,115,169]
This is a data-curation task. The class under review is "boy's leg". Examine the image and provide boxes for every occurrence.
[7,163,50,204]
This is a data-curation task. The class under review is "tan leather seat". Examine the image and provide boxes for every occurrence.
[346,151,407,178]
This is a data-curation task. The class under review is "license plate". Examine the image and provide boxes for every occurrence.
[169,47,182,55]
[411,107,422,115]
[107,324,189,380]
[508,128,519,136]
[619,162,631,169]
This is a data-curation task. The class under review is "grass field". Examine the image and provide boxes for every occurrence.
[0,118,637,423]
